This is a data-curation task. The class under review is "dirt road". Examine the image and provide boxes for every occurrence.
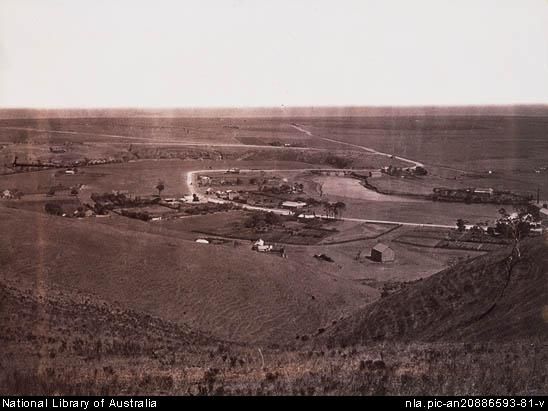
[290,123,425,168]
[185,168,454,229]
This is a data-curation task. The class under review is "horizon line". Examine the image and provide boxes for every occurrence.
[1,103,547,110]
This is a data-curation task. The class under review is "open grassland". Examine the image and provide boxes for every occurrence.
[283,228,483,283]
[324,195,501,226]
[299,116,548,169]
[0,206,376,345]
[0,117,246,145]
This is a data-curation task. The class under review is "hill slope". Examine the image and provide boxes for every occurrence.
[0,206,376,344]
[3,277,545,396]
[322,236,548,347]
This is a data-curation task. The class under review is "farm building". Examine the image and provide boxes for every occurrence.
[252,239,273,252]
[226,190,239,200]
[198,176,211,186]
[371,243,395,263]
[474,188,494,196]
[281,201,307,209]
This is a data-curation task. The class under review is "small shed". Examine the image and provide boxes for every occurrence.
[371,243,395,263]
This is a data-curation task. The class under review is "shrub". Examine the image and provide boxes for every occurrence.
[45,202,64,216]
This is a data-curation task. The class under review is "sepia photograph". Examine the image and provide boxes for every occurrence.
[0,0,547,402]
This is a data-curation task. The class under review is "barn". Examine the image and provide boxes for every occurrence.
[371,243,395,263]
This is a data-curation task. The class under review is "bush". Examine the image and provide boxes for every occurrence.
[45,202,64,216]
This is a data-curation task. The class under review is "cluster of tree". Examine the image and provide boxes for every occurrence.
[120,209,151,221]
[456,206,539,259]
[44,203,88,218]
[91,193,160,209]
[291,197,346,219]
[434,187,531,205]
[183,202,234,215]
[46,185,79,196]
[44,202,64,216]
[325,154,351,169]
[245,211,285,228]
[323,201,347,219]
[259,182,304,195]
[383,165,427,177]
[495,207,534,236]
[260,184,293,194]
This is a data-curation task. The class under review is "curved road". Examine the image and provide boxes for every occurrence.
[5,124,447,227]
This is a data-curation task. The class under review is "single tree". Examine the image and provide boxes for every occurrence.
[496,207,532,259]
[334,202,346,219]
[156,181,165,197]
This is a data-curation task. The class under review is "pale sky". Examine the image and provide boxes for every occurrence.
[0,0,547,108]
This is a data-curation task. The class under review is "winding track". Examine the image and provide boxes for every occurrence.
[184,124,441,227]
[2,123,447,227]
[290,123,425,168]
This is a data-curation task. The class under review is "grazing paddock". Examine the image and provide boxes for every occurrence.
[320,221,399,244]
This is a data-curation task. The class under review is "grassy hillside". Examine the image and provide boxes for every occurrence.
[1,210,546,395]
[321,236,548,347]
[2,279,545,396]
[0,206,376,344]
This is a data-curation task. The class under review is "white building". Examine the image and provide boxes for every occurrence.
[252,239,273,252]
[281,201,307,209]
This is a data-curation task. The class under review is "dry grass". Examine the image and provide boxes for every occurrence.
[322,236,548,346]
[1,279,545,396]
[0,206,375,345]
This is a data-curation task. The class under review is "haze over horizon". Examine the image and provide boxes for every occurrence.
[1,0,547,109]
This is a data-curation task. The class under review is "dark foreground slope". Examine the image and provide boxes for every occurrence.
[1,278,546,395]
[322,236,548,347]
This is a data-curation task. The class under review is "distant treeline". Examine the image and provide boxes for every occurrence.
[432,188,532,205]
